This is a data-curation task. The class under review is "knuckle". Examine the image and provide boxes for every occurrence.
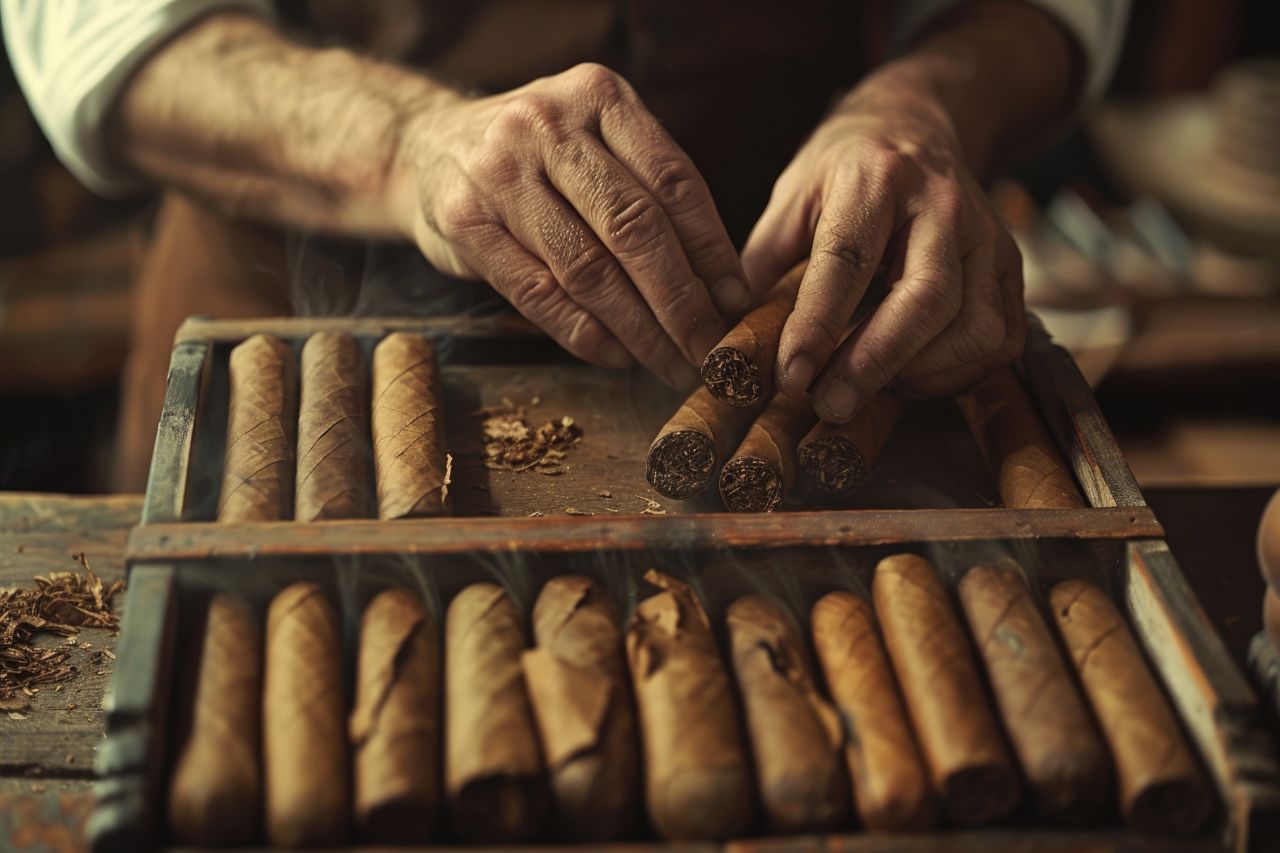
[570,62,626,102]
[467,147,522,188]
[814,231,872,277]
[603,195,665,256]
[929,187,967,228]
[906,271,962,321]
[494,93,566,141]
[648,158,702,210]
[560,243,616,295]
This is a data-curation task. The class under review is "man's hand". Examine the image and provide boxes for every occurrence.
[390,63,750,388]
[740,1,1077,423]
[742,80,1025,422]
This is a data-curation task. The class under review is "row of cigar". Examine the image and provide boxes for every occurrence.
[167,557,1210,847]
[649,262,1084,511]
[217,331,450,524]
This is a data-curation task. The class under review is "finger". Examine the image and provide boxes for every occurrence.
[773,181,898,398]
[464,222,633,371]
[810,212,963,422]
[589,79,750,316]
[740,174,815,302]
[543,131,727,365]
[897,239,1007,394]
[500,179,700,389]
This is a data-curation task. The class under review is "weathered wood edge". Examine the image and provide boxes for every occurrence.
[1125,540,1280,853]
[174,313,543,344]
[88,565,176,851]
[141,341,208,525]
[1022,315,1147,509]
[125,506,1164,562]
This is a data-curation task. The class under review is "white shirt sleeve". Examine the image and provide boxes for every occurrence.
[890,0,1130,105]
[2,0,275,196]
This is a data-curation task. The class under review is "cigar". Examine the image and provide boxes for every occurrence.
[873,554,1019,825]
[219,334,297,522]
[263,583,348,847]
[811,591,935,832]
[958,563,1110,822]
[296,331,371,521]
[522,576,640,840]
[371,332,449,519]
[626,570,753,840]
[168,594,261,845]
[701,260,806,407]
[726,594,848,832]
[646,386,759,500]
[350,588,441,844]
[798,392,905,496]
[956,366,1085,509]
[718,393,816,512]
[1050,580,1211,834]
[445,583,546,843]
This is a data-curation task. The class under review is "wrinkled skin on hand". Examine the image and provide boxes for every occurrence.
[742,80,1026,423]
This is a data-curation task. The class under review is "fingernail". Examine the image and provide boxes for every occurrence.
[690,322,724,363]
[599,339,631,369]
[782,352,816,394]
[820,381,859,422]
[712,276,751,315]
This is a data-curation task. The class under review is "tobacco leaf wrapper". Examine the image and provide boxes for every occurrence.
[626,569,753,840]
[350,588,441,843]
[727,594,848,832]
[646,387,759,499]
[263,583,349,847]
[1050,580,1211,835]
[445,583,546,843]
[296,331,371,521]
[873,554,1019,825]
[168,594,261,846]
[718,392,816,512]
[522,576,640,840]
[956,366,1085,509]
[701,260,807,407]
[371,332,450,518]
[958,563,1110,822]
[219,334,298,522]
[811,591,935,831]
[799,392,905,496]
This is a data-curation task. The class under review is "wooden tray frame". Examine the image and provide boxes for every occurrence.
[89,314,1280,852]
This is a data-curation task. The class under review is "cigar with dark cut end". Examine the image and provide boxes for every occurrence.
[718,393,816,512]
[799,392,905,496]
[646,387,759,500]
[958,563,1110,823]
[956,366,1085,509]
[626,570,753,840]
[263,583,349,847]
[701,260,806,407]
[296,331,371,521]
[727,594,848,833]
[219,334,297,522]
[168,594,261,846]
[445,583,546,843]
[522,576,640,841]
[371,332,449,519]
[873,554,1019,825]
[1050,580,1211,835]
[811,591,936,832]
[350,588,441,844]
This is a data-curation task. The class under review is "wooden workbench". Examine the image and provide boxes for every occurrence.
[0,487,1274,852]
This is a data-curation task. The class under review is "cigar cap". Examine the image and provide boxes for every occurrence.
[701,346,762,407]
[646,429,717,499]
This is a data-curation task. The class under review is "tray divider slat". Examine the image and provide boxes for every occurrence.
[141,340,208,525]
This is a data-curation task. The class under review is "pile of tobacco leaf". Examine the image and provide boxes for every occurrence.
[475,398,583,475]
[0,553,124,700]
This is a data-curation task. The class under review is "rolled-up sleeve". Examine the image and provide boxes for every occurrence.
[890,0,1130,105]
[2,0,275,196]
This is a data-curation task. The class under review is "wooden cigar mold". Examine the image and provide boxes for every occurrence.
[94,315,1280,851]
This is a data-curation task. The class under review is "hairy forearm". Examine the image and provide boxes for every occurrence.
[109,13,462,237]
[851,1,1079,175]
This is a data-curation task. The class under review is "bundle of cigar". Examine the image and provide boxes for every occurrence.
[215,331,450,523]
[168,558,1210,847]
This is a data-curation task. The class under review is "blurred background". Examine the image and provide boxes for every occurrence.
[0,0,1277,496]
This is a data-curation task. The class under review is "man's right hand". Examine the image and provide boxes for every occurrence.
[389,63,750,388]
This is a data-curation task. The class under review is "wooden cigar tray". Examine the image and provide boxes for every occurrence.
[90,314,1280,852]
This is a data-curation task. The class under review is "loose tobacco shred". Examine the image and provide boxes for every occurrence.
[473,399,583,475]
[0,553,123,698]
